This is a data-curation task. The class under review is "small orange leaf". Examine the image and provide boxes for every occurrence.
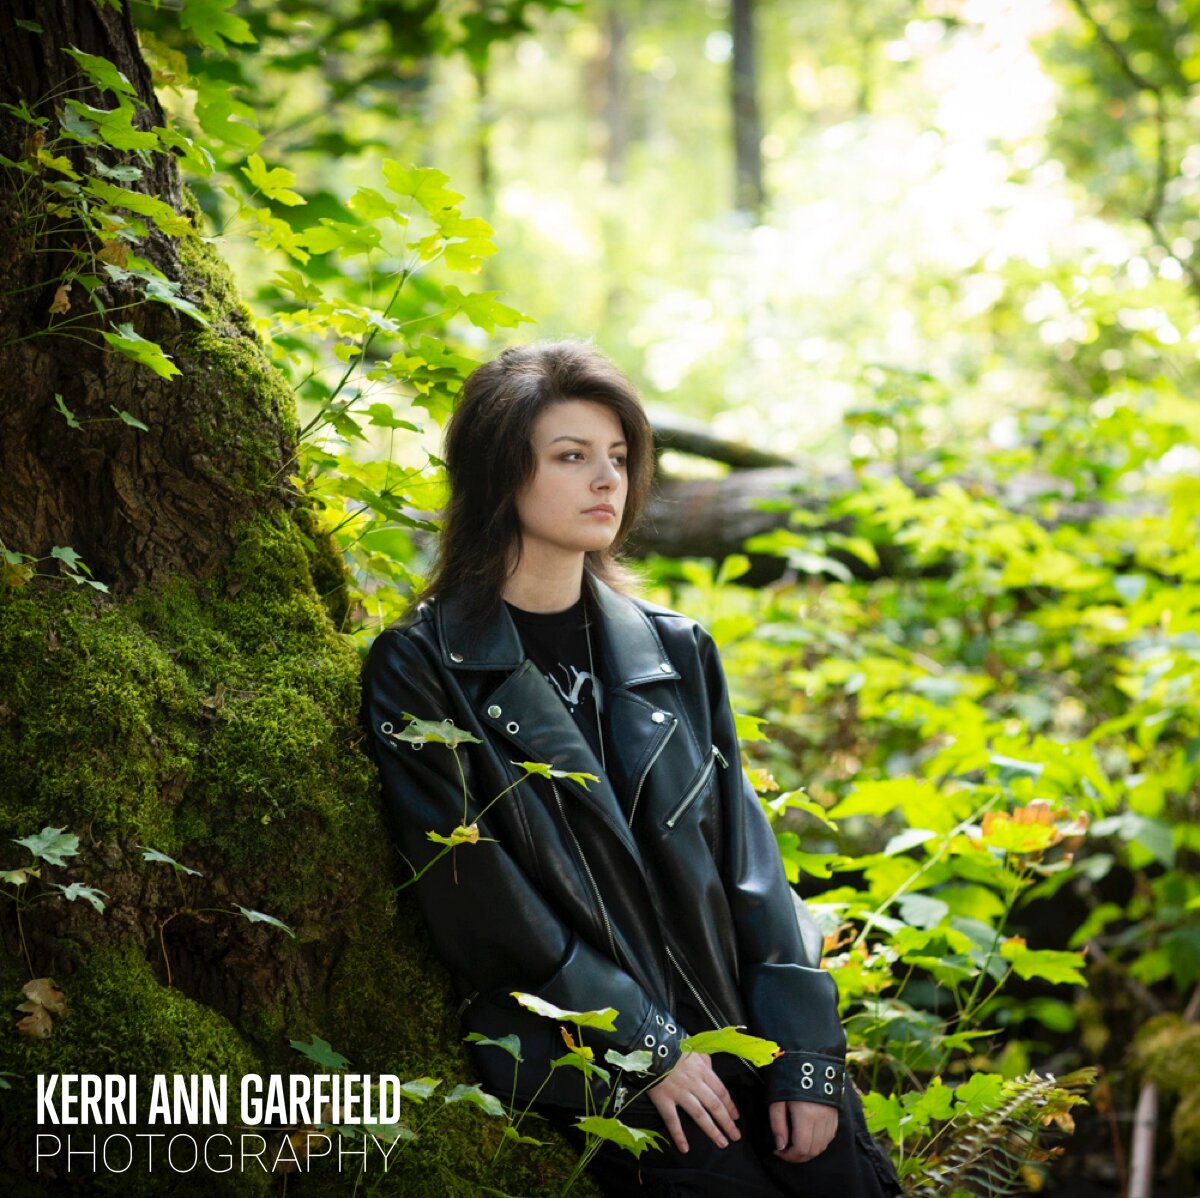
[48,284,71,315]
[16,1003,52,1039]
[23,978,66,1016]
[98,241,129,268]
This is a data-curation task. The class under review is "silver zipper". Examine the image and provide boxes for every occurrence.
[664,944,721,1029]
[665,945,758,1077]
[712,743,729,769]
[665,751,716,829]
[627,719,676,826]
[553,781,618,962]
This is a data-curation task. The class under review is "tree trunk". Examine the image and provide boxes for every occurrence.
[730,0,765,216]
[0,6,583,1192]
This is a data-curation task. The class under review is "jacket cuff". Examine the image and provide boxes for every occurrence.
[766,1051,845,1106]
[629,1005,687,1079]
[743,961,847,1105]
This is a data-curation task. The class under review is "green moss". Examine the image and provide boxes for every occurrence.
[1133,1013,1200,1096]
[0,514,593,1195]
[0,944,267,1196]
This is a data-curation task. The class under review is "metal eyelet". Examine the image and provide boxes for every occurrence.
[825,1065,837,1079]
[655,1015,664,1026]
[487,705,502,718]
[410,742,423,751]
[801,1077,813,1090]
[644,1034,656,1048]
[657,1045,669,1058]
[506,721,520,734]
[801,1061,814,1075]
[825,1082,836,1095]
[450,652,464,663]
[665,1023,676,1034]
[380,722,394,735]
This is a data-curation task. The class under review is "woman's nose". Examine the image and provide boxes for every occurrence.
[593,460,619,489]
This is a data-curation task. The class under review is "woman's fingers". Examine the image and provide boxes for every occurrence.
[649,1055,743,1151]
[769,1099,789,1152]
[769,1099,839,1163]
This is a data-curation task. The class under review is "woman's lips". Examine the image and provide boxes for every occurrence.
[584,505,616,517]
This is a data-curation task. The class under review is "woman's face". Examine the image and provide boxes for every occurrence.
[513,399,629,566]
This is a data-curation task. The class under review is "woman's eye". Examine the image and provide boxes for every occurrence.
[612,455,627,467]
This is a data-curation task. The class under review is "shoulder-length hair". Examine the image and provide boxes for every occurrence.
[418,340,654,625]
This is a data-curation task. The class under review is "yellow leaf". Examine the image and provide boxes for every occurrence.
[560,1027,594,1060]
[23,978,66,1015]
[48,284,71,315]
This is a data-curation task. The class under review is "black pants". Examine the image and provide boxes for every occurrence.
[545,1076,901,1197]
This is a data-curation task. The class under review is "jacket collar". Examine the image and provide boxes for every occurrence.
[435,573,679,686]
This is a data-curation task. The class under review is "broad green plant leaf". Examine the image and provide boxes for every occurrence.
[63,46,137,97]
[181,0,256,51]
[393,715,481,749]
[234,905,295,938]
[290,1035,351,1070]
[54,883,107,913]
[101,324,181,378]
[574,1117,664,1159]
[511,993,618,1030]
[465,1033,522,1061]
[15,827,79,866]
[241,154,305,206]
[141,847,203,877]
[443,1083,504,1117]
[679,1028,780,1066]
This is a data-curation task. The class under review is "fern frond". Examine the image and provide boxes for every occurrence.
[910,1069,1096,1197]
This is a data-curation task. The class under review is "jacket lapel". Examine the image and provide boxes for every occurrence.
[435,576,682,859]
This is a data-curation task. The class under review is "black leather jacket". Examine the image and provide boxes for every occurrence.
[360,575,847,1112]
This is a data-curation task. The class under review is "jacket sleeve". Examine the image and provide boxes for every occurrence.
[698,627,848,1108]
[360,626,688,1078]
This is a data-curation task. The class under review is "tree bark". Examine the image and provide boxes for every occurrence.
[0,0,292,592]
[730,0,765,216]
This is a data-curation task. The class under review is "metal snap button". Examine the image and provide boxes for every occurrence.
[450,652,464,663]
[659,662,671,673]
[651,711,666,724]
[487,705,502,718]
[506,721,520,734]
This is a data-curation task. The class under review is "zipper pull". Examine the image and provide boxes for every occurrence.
[712,744,729,769]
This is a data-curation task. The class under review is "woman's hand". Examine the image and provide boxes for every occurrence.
[768,1099,838,1163]
[648,1052,742,1153]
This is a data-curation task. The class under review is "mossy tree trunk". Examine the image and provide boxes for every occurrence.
[0,5,582,1194]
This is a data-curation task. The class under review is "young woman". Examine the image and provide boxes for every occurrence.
[360,342,899,1196]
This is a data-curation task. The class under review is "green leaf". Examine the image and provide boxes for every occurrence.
[1,869,32,886]
[87,155,142,182]
[16,19,43,32]
[110,406,149,432]
[952,1072,1006,1117]
[347,186,404,224]
[365,403,421,432]
[101,324,180,379]
[896,893,949,929]
[464,1033,522,1061]
[604,1049,654,1075]
[50,545,85,571]
[444,286,529,334]
[393,715,481,748]
[62,101,158,152]
[443,1083,504,1117]
[85,179,192,237]
[241,153,305,206]
[181,0,256,51]
[399,1077,440,1102]
[54,882,107,913]
[574,1117,664,1159]
[64,46,137,97]
[501,1125,545,1146]
[883,828,937,857]
[511,993,618,1030]
[679,1027,780,1066]
[733,712,767,742]
[516,762,599,789]
[195,88,261,153]
[140,847,203,878]
[381,162,464,216]
[999,939,1087,986]
[289,1035,350,1070]
[15,827,80,867]
[234,904,296,938]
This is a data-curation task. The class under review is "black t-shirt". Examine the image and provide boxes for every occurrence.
[506,596,606,768]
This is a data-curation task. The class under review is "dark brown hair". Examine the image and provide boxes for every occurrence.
[418,340,654,624]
